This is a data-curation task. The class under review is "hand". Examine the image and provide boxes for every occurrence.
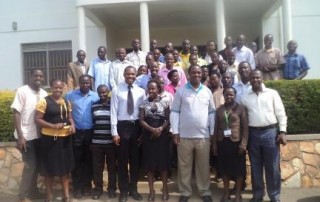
[238,147,245,155]
[69,124,76,134]
[173,134,180,145]
[17,136,27,152]
[113,135,120,146]
[53,123,65,129]
[276,132,287,145]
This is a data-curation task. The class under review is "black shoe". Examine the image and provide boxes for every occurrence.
[129,190,143,201]
[179,195,189,202]
[73,190,82,199]
[202,195,213,202]
[119,192,127,202]
[92,189,102,200]
[108,190,117,198]
[249,198,263,202]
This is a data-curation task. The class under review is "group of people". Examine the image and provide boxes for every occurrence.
[12,33,308,202]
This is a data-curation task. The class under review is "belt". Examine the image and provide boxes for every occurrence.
[76,129,92,132]
[249,124,277,131]
[118,120,139,125]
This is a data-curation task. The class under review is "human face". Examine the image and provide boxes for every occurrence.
[116,48,126,61]
[224,37,232,48]
[172,50,179,62]
[147,82,159,99]
[209,74,221,88]
[250,71,263,91]
[226,52,235,65]
[149,62,159,78]
[287,40,297,53]
[170,72,180,84]
[137,66,148,76]
[150,40,158,50]
[222,73,233,88]
[98,47,106,60]
[218,60,228,74]
[223,88,236,104]
[236,35,245,50]
[249,42,257,53]
[209,52,219,65]
[165,42,173,53]
[202,67,209,80]
[264,35,273,49]
[153,49,161,61]
[79,76,91,93]
[165,54,174,67]
[206,42,216,52]
[30,70,44,89]
[98,87,109,102]
[124,67,136,85]
[132,39,140,51]
[146,55,155,67]
[76,51,86,63]
[238,62,252,80]
[190,46,198,55]
[189,66,202,86]
[159,77,165,90]
[189,55,198,66]
[51,80,64,99]
[182,40,190,52]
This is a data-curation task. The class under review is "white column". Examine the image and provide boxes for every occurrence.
[77,6,87,51]
[282,0,293,44]
[215,0,226,50]
[140,2,150,52]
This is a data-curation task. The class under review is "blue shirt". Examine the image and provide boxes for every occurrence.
[88,57,112,91]
[134,74,152,90]
[283,53,310,79]
[65,89,99,129]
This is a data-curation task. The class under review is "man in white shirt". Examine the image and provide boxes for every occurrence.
[109,48,133,89]
[88,46,112,91]
[126,39,147,69]
[11,69,48,202]
[233,61,252,103]
[111,66,145,202]
[241,69,287,202]
[170,65,215,202]
[232,34,255,69]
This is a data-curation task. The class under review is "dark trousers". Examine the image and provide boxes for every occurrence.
[72,129,93,191]
[117,121,141,193]
[248,127,281,201]
[92,145,117,192]
[19,139,40,199]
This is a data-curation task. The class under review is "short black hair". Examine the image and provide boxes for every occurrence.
[223,87,237,95]
[167,69,178,80]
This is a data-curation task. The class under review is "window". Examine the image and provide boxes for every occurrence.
[22,41,72,86]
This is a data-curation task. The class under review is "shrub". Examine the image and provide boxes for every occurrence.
[265,79,320,134]
[0,91,15,142]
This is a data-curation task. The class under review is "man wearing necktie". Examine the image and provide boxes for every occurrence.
[111,66,145,202]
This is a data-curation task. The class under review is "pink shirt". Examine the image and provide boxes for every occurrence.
[164,83,180,96]
[158,65,187,86]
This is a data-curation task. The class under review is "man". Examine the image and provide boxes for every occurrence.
[88,46,112,91]
[91,84,117,200]
[109,48,133,89]
[11,69,47,202]
[126,39,147,69]
[218,37,233,61]
[158,53,187,86]
[135,61,160,90]
[283,40,310,80]
[255,34,286,80]
[171,65,215,202]
[150,39,159,52]
[241,69,287,202]
[160,42,174,63]
[248,41,258,56]
[153,48,165,66]
[180,39,191,67]
[233,61,252,103]
[232,34,255,68]
[66,75,100,199]
[190,45,207,66]
[111,66,145,202]
[67,50,89,91]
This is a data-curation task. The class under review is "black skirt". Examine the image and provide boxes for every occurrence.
[217,137,246,179]
[40,134,74,176]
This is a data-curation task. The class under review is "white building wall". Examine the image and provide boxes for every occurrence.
[0,0,106,90]
[262,0,320,79]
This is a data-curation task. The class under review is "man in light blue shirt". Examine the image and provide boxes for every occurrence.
[88,46,112,91]
[66,75,99,199]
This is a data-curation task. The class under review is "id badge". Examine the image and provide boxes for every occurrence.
[224,129,232,137]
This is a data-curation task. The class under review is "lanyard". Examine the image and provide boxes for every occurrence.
[224,110,230,129]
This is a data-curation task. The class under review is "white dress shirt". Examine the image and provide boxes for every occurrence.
[109,59,133,89]
[232,46,256,69]
[110,82,145,135]
[233,80,252,103]
[240,84,287,132]
[88,58,112,91]
[125,50,147,69]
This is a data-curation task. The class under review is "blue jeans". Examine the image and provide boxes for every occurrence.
[248,127,281,201]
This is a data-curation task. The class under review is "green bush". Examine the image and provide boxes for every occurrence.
[265,79,320,134]
[0,80,319,141]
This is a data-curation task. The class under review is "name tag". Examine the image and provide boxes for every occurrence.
[224,129,232,137]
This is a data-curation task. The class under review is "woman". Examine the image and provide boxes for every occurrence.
[164,69,180,96]
[139,79,170,202]
[212,87,248,202]
[35,79,75,202]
